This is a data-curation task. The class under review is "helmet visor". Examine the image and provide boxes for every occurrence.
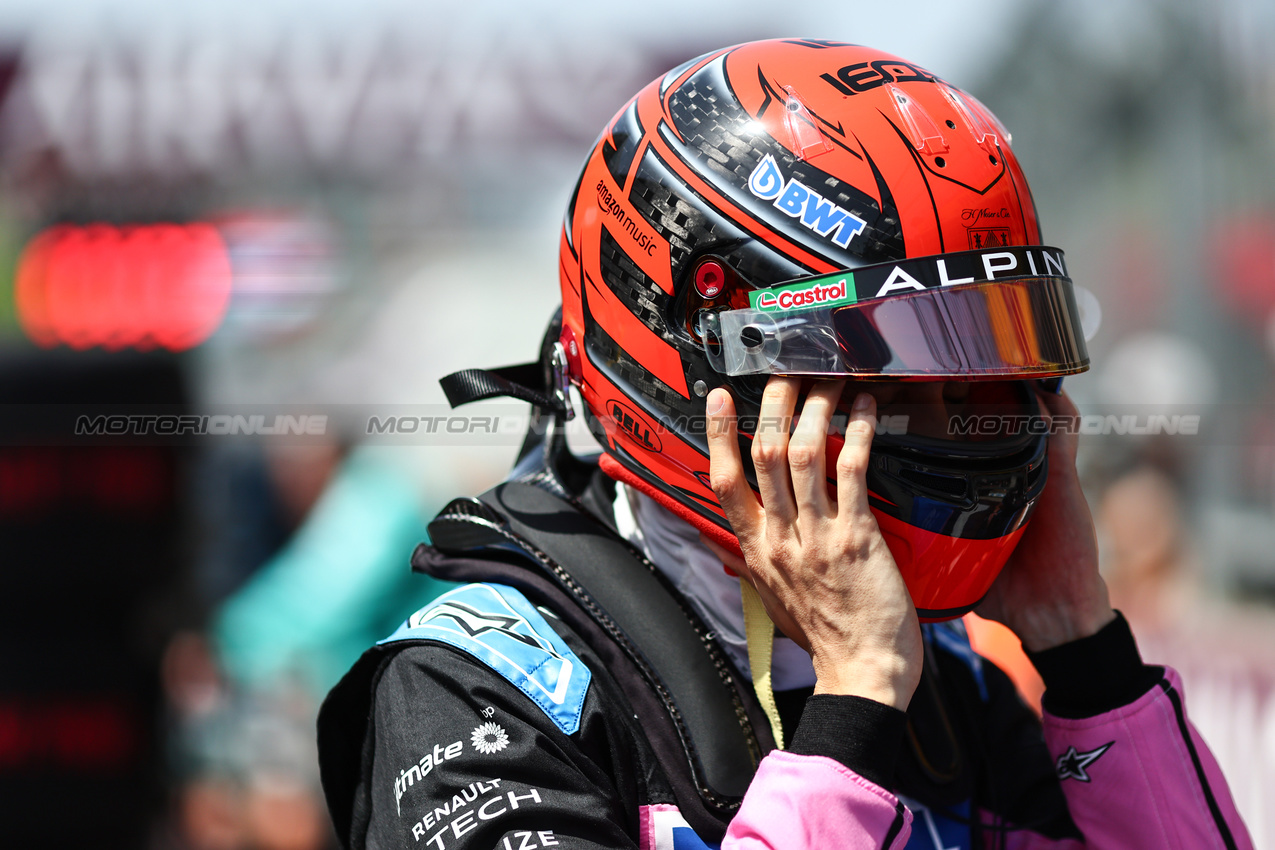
[700,246,1090,379]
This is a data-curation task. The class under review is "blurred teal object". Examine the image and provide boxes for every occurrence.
[214,446,456,697]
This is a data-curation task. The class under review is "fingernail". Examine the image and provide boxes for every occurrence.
[706,389,725,416]
[853,392,872,411]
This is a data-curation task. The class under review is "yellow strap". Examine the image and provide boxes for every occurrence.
[740,579,784,750]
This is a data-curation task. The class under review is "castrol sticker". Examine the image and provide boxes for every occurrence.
[749,274,856,313]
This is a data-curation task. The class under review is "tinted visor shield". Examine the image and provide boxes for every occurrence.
[700,246,1090,378]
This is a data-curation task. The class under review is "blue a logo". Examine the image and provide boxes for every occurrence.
[383,584,591,735]
[747,155,866,249]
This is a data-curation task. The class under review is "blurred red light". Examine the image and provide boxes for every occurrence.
[0,447,172,519]
[0,698,137,770]
[14,223,233,352]
[14,227,61,347]
[1213,214,1275,331]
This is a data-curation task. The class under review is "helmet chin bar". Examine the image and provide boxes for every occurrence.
[862,381,1048,618]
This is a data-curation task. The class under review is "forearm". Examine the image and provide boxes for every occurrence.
[1026,615,1253,849]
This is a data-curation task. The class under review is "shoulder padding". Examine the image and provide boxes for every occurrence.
[381,582,591,735]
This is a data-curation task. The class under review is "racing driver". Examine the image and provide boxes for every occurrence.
[318,39,1252,849]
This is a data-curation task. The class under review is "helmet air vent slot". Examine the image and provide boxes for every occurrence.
[887,85,948,156]
[899,467,969,498]
[780,85,834,161]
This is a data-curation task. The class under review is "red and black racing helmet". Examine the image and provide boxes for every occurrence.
[555,39,1089,620]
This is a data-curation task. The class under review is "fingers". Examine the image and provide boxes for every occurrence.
[706,388,763,542]
[750,377,800,522]
[836,392,877,519]
[787,380,844,516]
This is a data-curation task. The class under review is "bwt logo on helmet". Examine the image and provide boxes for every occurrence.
[748,155,866,250]
[608,399,662,452]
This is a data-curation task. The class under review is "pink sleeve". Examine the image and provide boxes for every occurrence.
[1032,667,1253,849]
[721,750,911,850]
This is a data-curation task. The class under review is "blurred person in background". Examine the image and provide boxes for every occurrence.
[1100,462,1195,636]
[316,41,1252,849]
[1097,449,1275,842]
[164,440,457,850]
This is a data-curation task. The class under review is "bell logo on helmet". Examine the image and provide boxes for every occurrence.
[747,155,866,249]
[609,400,663,453]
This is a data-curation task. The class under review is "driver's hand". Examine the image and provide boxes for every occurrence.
[975,388,1116,651]
[704,377,922,709]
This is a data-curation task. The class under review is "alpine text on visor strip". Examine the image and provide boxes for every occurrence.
[699,245,1090,379]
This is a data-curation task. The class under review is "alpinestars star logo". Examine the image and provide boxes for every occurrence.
[471,722,509,755]
[1056,742,1114,782]
[414,602,543,650]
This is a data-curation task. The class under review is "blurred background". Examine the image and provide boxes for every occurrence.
[0,0,1273,847]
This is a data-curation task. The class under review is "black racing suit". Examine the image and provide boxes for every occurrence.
[317,477,1249,850]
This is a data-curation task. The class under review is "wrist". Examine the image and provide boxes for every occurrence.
[1027,611,1162,717]
[1011,601,1117,653]
[788,695,908,788]
[811,652,919,710]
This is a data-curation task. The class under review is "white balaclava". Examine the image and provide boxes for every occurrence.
[612,482,816,692]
